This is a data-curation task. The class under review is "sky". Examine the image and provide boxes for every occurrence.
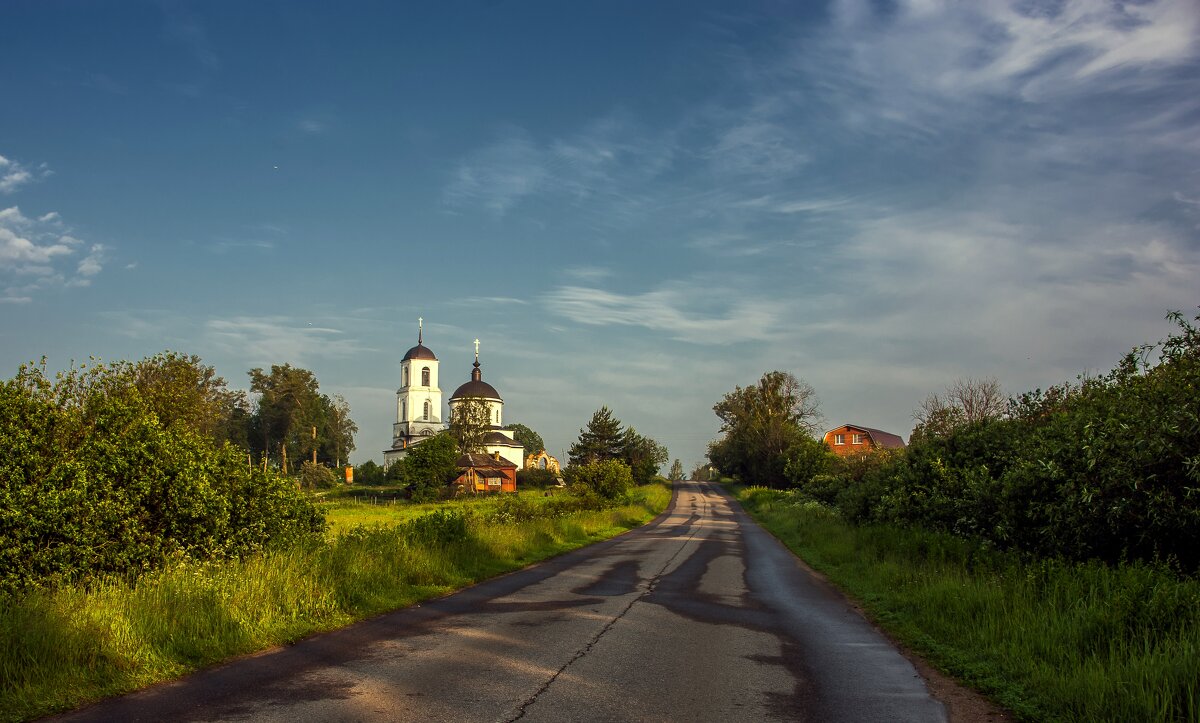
[2,0,1198,471]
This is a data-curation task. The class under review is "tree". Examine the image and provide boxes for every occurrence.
[449,396,491,454]
[354,459,387,486]
[507,422,544,456]
[568,406,625,465]
[247,365,357,472]
[120,351,250,444]
[323,394,357,468]
[668,459,684,481]
[709,371,822,488]
[911,377,1006,443]
[397,432,460,501]
[690,463,713,481]
[249,364,322,471]
[622,426,668,485]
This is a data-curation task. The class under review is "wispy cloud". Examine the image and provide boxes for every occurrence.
[443,114,677,221]
[542,283,784,344]
[0,154,51,195]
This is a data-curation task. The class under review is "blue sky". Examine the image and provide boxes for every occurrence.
[2,0,1198,470]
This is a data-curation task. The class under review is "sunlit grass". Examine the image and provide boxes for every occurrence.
[0,483,670,722]
[737,486,1200,722]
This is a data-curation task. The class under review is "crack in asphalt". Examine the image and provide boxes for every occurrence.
[502,494,710,722]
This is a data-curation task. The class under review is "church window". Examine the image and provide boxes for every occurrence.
[423,400,431,421]
[422,367,431,386]
[538,458,547,470]
[402,401,406,420]
[403,367,409,387]
[495,409,500,424]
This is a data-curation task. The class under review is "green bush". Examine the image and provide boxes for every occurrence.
[564,460,634,499]
[0,360,325,592]
[815,310,1200,569]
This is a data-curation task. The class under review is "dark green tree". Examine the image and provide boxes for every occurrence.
[507,422,545,456]
[568,406,625,465]
[396,432,461,501]
[622,426,668,485]
[668,459,684,481]
[708,371,822,488]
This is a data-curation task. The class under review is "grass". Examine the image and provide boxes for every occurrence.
[735,486,1200,723]
[0,482,671,722]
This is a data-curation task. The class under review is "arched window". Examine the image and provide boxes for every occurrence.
[423,400,431,421]
[538,457,547,470]
[421,367,431,387]
[495,409,500,424]
[403,367,409,387]
[401,401,406,420]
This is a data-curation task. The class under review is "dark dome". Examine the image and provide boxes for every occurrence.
[482,430,520,446]
[402,343,438,361]
[451,379,501,400]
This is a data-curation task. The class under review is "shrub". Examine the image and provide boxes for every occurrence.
[0,360,325,592]
[564,460,633,499]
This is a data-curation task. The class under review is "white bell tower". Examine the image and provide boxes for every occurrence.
[390,318,443,456]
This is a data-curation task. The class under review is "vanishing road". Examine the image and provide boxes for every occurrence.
[58,481,947,722]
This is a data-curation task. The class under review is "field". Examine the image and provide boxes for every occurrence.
[0,482,671,722]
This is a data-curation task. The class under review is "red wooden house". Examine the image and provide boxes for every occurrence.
[453,452,518,493]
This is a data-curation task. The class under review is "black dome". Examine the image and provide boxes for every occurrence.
[402,343,438,361]
[451,379,501,400]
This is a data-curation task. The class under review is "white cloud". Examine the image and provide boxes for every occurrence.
[0,154,51,194]
[1,205,104,300]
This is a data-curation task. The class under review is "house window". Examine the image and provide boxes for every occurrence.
[423,400,430,421]
[834,434,845,445]
[421,367,431,387]
[852,433,863,445]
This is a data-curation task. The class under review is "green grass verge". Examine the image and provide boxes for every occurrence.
[0,483,671,722]
[735,486,1199,723]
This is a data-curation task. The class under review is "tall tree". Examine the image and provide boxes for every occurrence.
[120,352,249,443]
[708,371,822,488]
[449,396,491,454]
[568,406,625,466]
[323,393,357,467]
[668,459,684,481]
[507,422,545,456]
[248,364,323,470]
[622,426,668,485]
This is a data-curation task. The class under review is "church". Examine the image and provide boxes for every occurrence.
[383,320,524,469]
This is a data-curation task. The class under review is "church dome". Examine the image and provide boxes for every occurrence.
[451,378,501,400]
[451,359,501,400]
[402,343,438,361]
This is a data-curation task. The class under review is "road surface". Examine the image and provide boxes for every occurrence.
[57,480,947,722]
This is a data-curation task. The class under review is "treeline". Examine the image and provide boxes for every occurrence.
[0,352,346,592]
[711,311,1200,570]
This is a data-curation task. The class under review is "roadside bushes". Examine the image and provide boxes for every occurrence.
[806,311,1200,570]
[0,360,324,593]
[564,459,633,499]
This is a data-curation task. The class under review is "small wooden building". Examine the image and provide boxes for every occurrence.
[822,424,906,457]
[453,452,518,493]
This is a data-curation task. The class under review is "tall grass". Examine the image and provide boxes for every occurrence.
[0,483,670,722]
[737,487,1199,722]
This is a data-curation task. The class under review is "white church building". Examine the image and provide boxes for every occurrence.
[383,320,524,469]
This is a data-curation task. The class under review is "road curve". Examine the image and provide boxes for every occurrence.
[56,481,946,722]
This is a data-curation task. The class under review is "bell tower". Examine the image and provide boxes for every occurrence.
[392,318,443,453]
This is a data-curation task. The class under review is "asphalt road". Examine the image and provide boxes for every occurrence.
[56,481,947,722]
